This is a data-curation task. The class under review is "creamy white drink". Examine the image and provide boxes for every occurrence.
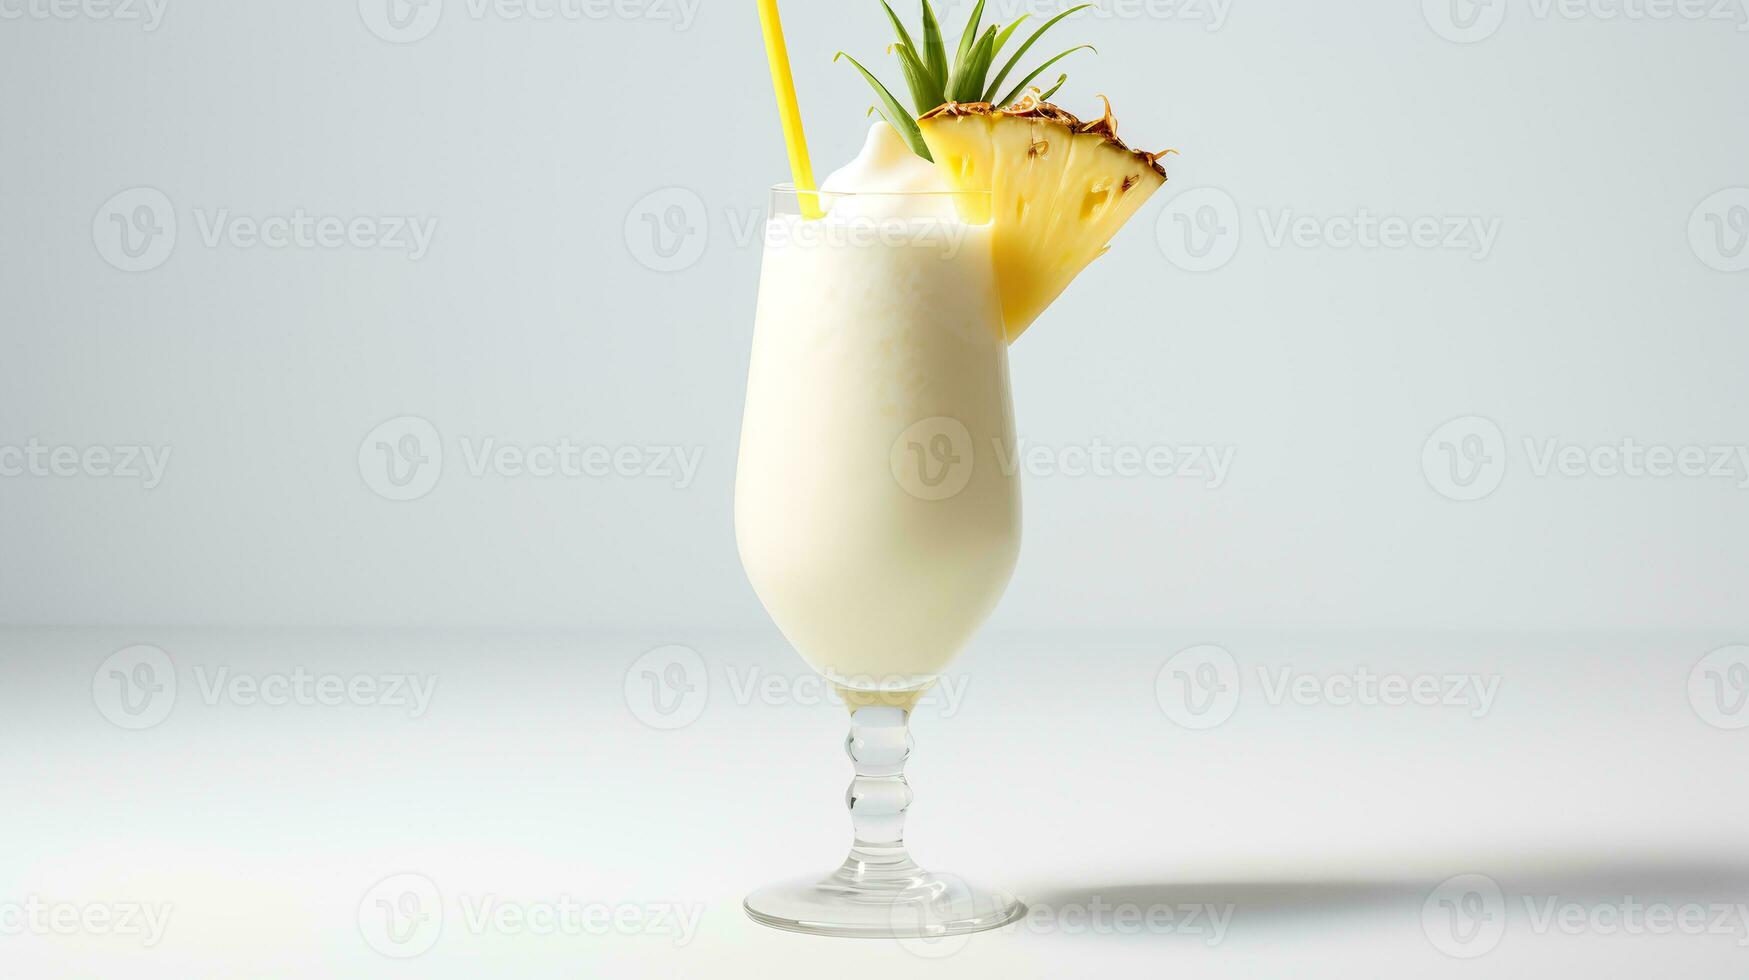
[735,124,1020,689]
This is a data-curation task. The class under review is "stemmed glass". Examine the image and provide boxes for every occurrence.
[734,186,1025,937]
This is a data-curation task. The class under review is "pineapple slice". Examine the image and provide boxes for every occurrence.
[920,96,1169,341]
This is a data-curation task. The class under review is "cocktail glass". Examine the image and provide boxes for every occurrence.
[735,185,1026,938]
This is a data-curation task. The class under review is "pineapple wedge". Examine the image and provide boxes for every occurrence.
[920,96,1169,341]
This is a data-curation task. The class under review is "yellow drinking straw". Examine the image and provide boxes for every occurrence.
[755,0,822,219]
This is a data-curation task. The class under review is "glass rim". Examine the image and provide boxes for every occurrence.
[769,181,988,200]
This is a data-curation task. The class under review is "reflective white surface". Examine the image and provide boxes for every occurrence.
[5,627,1746,977]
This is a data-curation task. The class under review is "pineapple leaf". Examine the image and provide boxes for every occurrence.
[1037,72,1068,101]
[834,51,934,161]
[953,0,986,70]
[995,44,1094,108]
[877,1,919,63]
[991,15,1029,60]
[946,25,998,103]
[892,42,940,114]
[983,3,1091,104]
[919,0,949,91]
[878,1,943,106]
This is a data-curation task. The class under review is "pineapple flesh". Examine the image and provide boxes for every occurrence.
[920,95,1168,340]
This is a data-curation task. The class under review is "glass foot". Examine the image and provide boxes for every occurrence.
[746,705,1022,938]
[745,869,1025,938]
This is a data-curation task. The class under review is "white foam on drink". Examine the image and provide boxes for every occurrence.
[817,122,960,221]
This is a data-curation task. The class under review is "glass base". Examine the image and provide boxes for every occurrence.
[745,867,1025,938]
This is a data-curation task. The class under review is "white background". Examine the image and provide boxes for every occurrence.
[4,3,1749,977]
[3,0,1746,630]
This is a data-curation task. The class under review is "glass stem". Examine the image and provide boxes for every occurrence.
[834,704,923,887]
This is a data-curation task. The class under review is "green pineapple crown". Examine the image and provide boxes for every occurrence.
[835,1,1094,161]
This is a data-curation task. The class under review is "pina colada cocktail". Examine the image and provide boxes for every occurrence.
[741,0,1172,938]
